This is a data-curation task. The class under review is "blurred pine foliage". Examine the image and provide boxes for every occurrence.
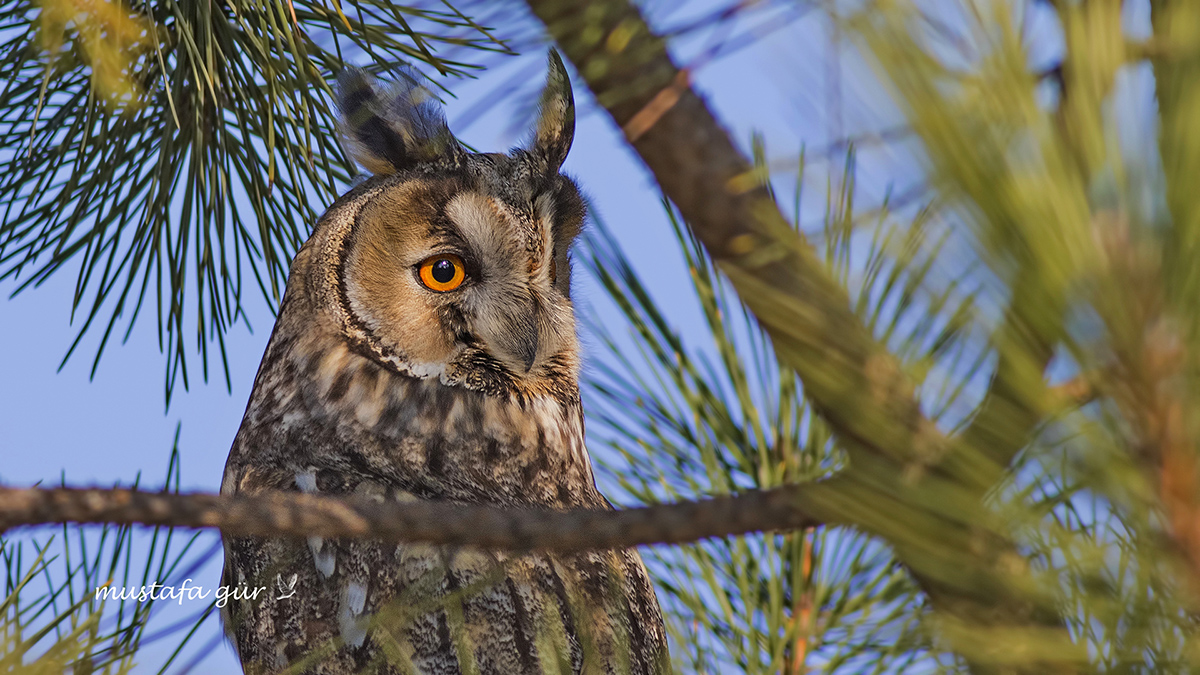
[582,183,936,673]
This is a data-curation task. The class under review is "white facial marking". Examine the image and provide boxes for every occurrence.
[407,360,446,379]
[444,192,515,260]
[534,192,557,280]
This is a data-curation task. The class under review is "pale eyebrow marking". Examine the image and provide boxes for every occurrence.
[534,192,557,277]
[444,191,520,260]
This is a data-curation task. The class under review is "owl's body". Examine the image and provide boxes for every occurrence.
[221,54,669,675]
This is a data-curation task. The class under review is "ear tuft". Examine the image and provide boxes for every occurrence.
[526,49,575,173]
[336,66,462,175]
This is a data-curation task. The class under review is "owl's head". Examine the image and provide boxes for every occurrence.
[299,51,585,397]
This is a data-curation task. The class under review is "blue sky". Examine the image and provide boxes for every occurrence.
[0,1,909,670]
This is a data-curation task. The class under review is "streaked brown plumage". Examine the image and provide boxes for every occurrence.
[220,51,669,674]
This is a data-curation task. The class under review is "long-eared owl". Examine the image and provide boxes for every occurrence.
[220,51,669,674]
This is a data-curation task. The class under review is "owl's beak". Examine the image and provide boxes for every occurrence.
[510,294,545,373]
[520,337,538,373]
[494,301,541,374]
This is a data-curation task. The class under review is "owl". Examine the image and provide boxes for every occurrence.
[220,51,670,675]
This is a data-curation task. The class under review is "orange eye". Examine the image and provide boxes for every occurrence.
[418,254,466,292]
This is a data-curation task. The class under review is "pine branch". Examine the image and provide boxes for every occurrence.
[527,0,936,481]
[0,482,839,551]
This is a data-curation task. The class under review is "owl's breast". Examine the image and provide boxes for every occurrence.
[226,337,600,509]
[222,496,669,675]
[221,336,669,675]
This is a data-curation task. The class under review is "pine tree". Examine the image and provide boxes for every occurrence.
[3,0,1200,672]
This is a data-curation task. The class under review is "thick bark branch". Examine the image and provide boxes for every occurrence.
[0,482,836,551]
[530,0,935,478]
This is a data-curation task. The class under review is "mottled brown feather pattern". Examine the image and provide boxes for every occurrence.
[222,54,668,675]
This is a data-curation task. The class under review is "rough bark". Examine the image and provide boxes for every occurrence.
[0,481,835,551]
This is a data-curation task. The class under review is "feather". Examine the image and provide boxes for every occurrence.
[336,66,461,174]
[526,50,575,174]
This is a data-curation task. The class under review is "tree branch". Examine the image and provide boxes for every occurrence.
[0,482,839,551]
[529,0,936,480]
